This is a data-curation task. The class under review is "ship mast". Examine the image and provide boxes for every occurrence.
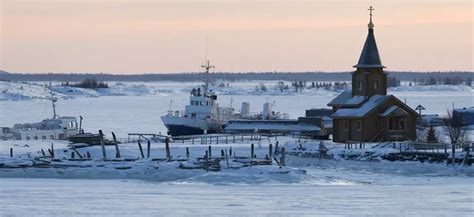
[49,83,58,119]
[201,60,215,96]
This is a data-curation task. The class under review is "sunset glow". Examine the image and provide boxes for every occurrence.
[1,0,472,73]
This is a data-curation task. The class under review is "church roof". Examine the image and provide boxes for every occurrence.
[353,28,385,68]
[327,90,367,107]
[354,7,385,69]
[380,105,408,117]
[332,95,391,118]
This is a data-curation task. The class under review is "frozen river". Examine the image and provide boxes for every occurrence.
[1,166,473,216]
[0,84,473,216]
[0,86,472,137]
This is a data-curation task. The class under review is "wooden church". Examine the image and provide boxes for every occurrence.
[328,7,419,143]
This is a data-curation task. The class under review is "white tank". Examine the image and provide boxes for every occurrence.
[241,102,250,117]
[263,102,272,119]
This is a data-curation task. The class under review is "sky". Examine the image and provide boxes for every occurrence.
[0,0,472,74]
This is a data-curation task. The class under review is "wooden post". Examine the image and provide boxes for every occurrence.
[229,146,233,156]
[251,143,254,159]
[221,149,225,158]
[451,143,456,166]
[399,143,402,153]
[275,142,279,155]
[216,136,219,144]
[41,149,46,157]
[71,152,75,159]
[71,147,84,159]
[226,136,228,144]
[51,143,55,158]
[165,137,171,159]
[268,143,273,160]
[205,150,209,172]
[147,140,151,158]
[112,132,121,159]
[280,147,286,166]
[319,141,323,162]
[86,151,91,159]
[138,141,145,158]
[186,147,190,159]
[10,148,13,158]
[208,145,212,158]
[192,137,194,145]
[99,130,106,159]
[225,149,229,168]
[233,135,235,143]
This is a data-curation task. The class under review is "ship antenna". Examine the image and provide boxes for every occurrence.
[49,82,58,119]
[201,60,215,95]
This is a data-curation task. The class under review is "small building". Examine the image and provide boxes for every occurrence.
[328,8,419,143]
[453,107,474,127]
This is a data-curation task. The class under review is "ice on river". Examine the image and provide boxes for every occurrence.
[0,81,473,216]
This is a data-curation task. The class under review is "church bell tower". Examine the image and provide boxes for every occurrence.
[352,6,387,97]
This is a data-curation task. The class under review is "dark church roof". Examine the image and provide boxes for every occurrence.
[353,27,385,68]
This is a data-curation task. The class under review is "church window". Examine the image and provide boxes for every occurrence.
[358,81,363,91]
[388,118,394,130]
[344,120,349,131]
[374,80,379,89]
[375,121,379,129]
[357,120,361,131]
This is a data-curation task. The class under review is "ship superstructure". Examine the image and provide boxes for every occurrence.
[161,61,236,136]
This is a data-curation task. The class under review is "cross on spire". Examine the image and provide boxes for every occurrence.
[368,6,375,29]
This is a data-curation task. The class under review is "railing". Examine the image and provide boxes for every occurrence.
[167,110,185,117]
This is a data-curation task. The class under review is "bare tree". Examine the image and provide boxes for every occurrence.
[443,109,469,164]
[443,109,468,145]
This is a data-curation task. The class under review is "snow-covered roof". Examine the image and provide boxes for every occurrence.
[454,107,474,113]
[327,91,366,106]
[332,95,391,118]
[380,105,408,117]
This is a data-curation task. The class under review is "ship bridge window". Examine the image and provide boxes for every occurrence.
[191,113,196,118]
[42,135,46,140]
[50,135,55,139]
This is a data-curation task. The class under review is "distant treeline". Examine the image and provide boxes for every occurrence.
[0,71,472,83]
[61,78,109,89]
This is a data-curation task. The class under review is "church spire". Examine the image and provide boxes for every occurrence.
[368,6,374,29]
[353,6,385,68]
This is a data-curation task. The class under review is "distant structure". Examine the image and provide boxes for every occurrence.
[328,6,419,143]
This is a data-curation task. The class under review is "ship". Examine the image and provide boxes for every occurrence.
[161,60,236,136]
[0,84,79,140]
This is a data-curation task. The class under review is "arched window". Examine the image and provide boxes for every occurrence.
[374,80,379,89]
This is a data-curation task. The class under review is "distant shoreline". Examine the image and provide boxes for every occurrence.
[1,71,473,82]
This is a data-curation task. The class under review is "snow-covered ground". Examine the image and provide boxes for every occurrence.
[1,80,472,100]
[0,81,473,216]
[0,138,473,216]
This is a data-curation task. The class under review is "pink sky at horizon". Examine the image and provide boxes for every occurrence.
[0,0,472,74]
